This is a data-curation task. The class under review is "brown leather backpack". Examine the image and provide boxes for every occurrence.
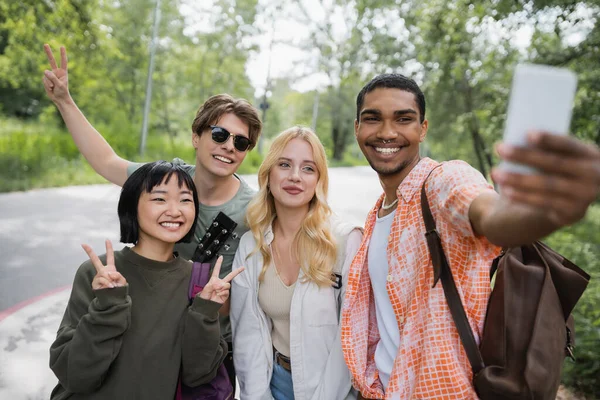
[421,173,590,400]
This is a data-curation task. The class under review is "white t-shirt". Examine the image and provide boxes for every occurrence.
[368,209,399,391]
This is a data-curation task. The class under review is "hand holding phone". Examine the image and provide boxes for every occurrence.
[491,65,600,229]
[500,64,577,174]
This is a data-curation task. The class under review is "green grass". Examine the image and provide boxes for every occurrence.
[1,159,110,192]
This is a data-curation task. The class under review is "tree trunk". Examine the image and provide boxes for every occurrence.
[129,69,137,121]
[330,106,347,161]
[470,125,488,177]
[198,52,207,101]
[332,124,345,160]
[330,86,349,161]
[158,78,173,137]
[463,78,493,176]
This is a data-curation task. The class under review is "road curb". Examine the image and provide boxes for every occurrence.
[0,285,71,323]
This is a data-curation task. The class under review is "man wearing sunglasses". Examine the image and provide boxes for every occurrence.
[42,44,262,395]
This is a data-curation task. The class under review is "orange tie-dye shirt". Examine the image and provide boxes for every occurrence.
[341,158,501,400]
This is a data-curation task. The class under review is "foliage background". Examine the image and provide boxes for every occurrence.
[0,0,598,396]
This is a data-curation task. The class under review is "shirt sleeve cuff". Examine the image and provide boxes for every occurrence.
[190,296,222,318]
[93,285,129,309]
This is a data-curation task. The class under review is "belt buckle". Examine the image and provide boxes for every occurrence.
[274,350,292,372]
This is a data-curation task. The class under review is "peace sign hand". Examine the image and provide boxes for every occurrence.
[82,239,128,290]
[199,256,245,305]
[42,44,71,105]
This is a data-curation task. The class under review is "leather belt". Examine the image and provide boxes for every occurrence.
[274,348,292,372]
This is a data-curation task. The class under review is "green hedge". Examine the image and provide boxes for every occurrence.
[0,126,86,191]
[0,118,268,191]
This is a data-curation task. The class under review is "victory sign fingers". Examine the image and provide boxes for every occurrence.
[210,255,223,280]
[81,239,117,272]
[82,240,126,290]
[42,44,70,103]
[223,266,245,283]
[44,44,68,72]
[199,257,245,304]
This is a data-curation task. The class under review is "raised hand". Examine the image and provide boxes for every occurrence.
[82,239,128,290]
[492,131,600,227]
[199,256,245,304]
[42,44,70,104]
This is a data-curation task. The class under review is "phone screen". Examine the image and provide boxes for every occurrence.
[501,64,577,174]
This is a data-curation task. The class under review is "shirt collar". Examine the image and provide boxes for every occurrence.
[264,219,275,245]
[396,157,439,204]
[367,157,439,223]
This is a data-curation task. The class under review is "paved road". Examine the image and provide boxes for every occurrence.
[0,167,382,399]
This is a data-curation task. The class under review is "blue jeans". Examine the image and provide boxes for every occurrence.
[270,362,294,400]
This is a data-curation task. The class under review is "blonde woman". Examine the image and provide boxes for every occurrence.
[230,127,362,400]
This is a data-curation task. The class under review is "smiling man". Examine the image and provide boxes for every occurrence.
[340,73,600,399]
[42,45,261,394]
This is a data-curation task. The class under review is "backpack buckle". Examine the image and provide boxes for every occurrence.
[566,327,576,361]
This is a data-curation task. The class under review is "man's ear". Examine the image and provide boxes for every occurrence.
[354,119,359,138]
[419,120,428,142]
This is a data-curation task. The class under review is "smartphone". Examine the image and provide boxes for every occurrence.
[500,63,578,174]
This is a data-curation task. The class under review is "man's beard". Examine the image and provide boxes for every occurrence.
[367,158,413,177]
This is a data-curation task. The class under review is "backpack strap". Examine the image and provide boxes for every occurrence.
[188,262,212,301]
[420,166,485,374]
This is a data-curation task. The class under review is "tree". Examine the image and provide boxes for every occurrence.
[494,0,600,145]
[0,0,98,118]
[394,0,522,175]
[284,0,410,160]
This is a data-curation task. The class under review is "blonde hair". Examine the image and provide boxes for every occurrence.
[245,126,337,287]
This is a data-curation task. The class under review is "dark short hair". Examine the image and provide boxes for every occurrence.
[118,161,199,244]
[191,94,262,150]
[356,73,426,123]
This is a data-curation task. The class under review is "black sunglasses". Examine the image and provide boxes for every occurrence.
[209,125,252,152]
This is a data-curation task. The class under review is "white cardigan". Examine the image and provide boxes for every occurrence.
[230,220,362,400]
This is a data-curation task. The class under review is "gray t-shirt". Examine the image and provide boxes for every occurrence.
[127,158,256,341]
